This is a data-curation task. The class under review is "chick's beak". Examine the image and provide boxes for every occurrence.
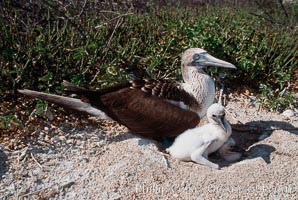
[216,114,227,132]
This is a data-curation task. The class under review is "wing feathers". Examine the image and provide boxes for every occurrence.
[129,79,199,110]
[99,89,200,137]
[19,78,201,138]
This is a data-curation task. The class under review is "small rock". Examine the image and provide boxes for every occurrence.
[44,135,51,142]
[249,96,256,101]
[59,136,66,143]
[125,172,131,177]
[77,141,86,148]
[6,183,17,193]
[66,139,74,144]
[75,134,84,140]
[31,169,41,176]
[62,181,75,190]
[48,149,57,154]
[90,143,99,148]
[90,136,99,142]
[282,109,295,119]
[18,147,29,161]
[58,131,65,136]
[50,137,58,143]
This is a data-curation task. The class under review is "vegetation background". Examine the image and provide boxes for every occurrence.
[0,0,297,133]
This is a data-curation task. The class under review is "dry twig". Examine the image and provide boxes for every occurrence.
[31,152,43,169]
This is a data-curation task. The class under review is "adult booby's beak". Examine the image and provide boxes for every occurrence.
[198,53,236,69]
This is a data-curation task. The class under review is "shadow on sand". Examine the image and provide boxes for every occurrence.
[98,119,297,167]
[215,120,297,167]
[232,120,297,148]
[0,149,9,180]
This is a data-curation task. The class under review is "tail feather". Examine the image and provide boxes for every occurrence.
[63,80,131,97]
[63,80,88,93]
[18,89,111,120]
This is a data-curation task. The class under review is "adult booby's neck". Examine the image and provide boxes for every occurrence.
[181,65,215,118]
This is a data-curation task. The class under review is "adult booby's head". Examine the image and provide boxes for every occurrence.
[18,48,236,141]
[180,48,236,118]
[182,48,236,69]
[181,48,236,82]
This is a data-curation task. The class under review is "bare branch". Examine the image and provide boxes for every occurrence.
[278,0,289,18]
[253,0,276,23]
[249,12,276,24]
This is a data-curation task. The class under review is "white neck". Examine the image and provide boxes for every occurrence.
[181,66,215,118]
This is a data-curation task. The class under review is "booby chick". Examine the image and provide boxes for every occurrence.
[167,103,241,169]
[218,137,242,162]
[18,48,236,140]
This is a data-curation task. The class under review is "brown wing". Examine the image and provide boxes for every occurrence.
[130,79,200,110]
[64,81,200,138]
[19,80,200,138]
[96,88,200,138]
[64,79,199,110]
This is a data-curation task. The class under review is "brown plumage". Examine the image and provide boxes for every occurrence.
[20,80,200,138]
[18,48,236,139]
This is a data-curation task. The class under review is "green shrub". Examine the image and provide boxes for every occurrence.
[0,1,297,112]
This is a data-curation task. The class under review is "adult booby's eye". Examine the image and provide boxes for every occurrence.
[193,54,201,61]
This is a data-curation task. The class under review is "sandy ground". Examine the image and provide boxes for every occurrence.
[0,96,297,199]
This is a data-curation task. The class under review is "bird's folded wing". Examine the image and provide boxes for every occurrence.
[129,79,199,110]
[63,81,201,137]
[64,79,199,110]
[98,88,201,138]
[19,80,201,138]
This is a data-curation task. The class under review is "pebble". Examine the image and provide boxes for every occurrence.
[50,137,59,143]
[282,109,295,119]
[90,136,100,142]
[45,135,51,142]
[90,143,99,148]
[74,134,84,140]
[48,149,57,154]
[77,140,86,148]
[18,147,29,161]
[31,169,41,176]
[249,96,256,101]
[59,136,66,143]
[66,139,74,144]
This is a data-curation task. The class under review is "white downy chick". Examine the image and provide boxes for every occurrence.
[167,103,238,169]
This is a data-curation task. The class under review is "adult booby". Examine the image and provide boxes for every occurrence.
[18,48,236,139]
[166,103,241,169]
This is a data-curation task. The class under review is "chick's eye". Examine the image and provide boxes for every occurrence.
[212,114,216,118]
[193,54,200,61]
